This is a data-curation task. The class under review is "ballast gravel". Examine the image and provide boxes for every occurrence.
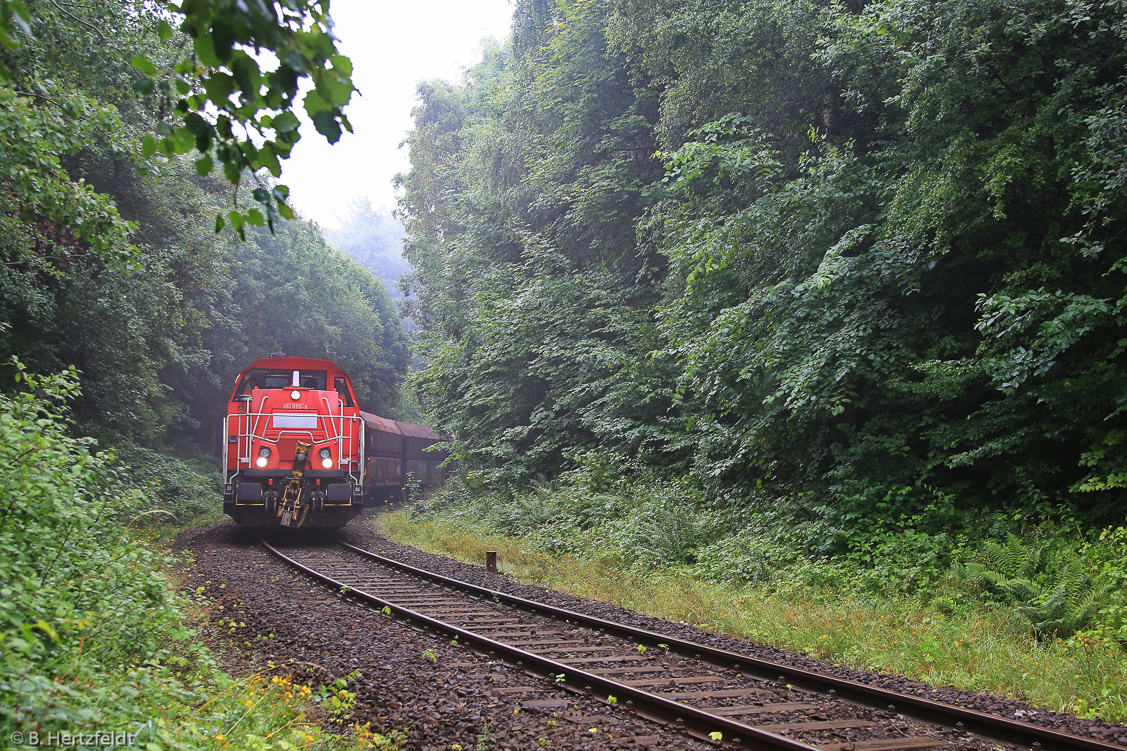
[179,520,713,750]
[179,505,1127,750]
[339,509,1127,748]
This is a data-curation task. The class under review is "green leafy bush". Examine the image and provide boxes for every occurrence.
[959,531,1126,640]
[1082,526,1127,641]
[616,486,719,567]
[490,479,569,535]
[117,445,222,525]
[414,474,717,569]
[692,523,805,585]
[0,362,390,747]
[0,362,178,730]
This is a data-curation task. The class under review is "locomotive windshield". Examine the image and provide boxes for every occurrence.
[234,369,328,397]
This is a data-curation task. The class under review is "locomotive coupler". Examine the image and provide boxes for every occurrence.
[278,441,312,528]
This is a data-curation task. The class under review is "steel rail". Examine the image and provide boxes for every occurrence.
[334,540,1126,751]
[260,538,820,750]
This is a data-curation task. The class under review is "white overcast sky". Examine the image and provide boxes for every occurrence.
[280,0,515,229]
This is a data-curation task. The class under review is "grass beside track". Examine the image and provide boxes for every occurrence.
[378,509,1127,724]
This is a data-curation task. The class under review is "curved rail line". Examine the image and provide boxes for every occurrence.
[259,538,1126,751]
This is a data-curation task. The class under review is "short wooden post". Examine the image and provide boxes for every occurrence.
[486,550,498,574]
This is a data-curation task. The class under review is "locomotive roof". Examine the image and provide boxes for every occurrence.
[241,356,349,375]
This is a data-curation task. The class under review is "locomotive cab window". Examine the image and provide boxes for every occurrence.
[333,377,355,407]
[234,369,328,398]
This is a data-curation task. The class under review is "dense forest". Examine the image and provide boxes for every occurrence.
[402,0,1127,539]
[0,3,416,739]
[395,0,1127,673]
[4,0,1127,738]
[0,0,411,448]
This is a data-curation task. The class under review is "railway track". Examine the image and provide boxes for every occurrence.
[260,538,1127,751]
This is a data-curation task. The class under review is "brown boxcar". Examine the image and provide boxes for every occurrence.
[360,411,450,498]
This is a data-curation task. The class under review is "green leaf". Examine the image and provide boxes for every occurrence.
[140,136,159,159]
[227,210,245,231]
[203,73,236,104]
[316,71,354,107]
[258,145,280,177]
[272,111,300,133]
[183,112,210,137]
[195,154,213,175]
[193,31,221,67]
[303,89,330,114]
[231,53,262,96]
[329,54,353,77]
[311,110,342,143]
[157,18,173,42]
[222,160,240,183]
[34,619,59,643]
[211,18,236,62]
[131,55,157,76]
[170,126,195,154]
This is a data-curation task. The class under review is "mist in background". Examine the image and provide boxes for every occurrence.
[282,0,512,303]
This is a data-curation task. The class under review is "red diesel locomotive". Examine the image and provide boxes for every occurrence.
[222,356,448,528]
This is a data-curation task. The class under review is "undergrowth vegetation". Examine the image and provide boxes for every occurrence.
[394,6,1127,725]
[0,363,398,749]
[386,461,1127,722]
[119,445,226,527]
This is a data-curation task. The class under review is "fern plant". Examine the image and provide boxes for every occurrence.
[1012,560,1105,638]
[960,534,1048,601]
[490,479,567,534]
[960,534,1108,638]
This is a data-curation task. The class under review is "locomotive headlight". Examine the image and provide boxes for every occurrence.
[255,446,271,468]
[290,389,301,400]
[319,448,333,468]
